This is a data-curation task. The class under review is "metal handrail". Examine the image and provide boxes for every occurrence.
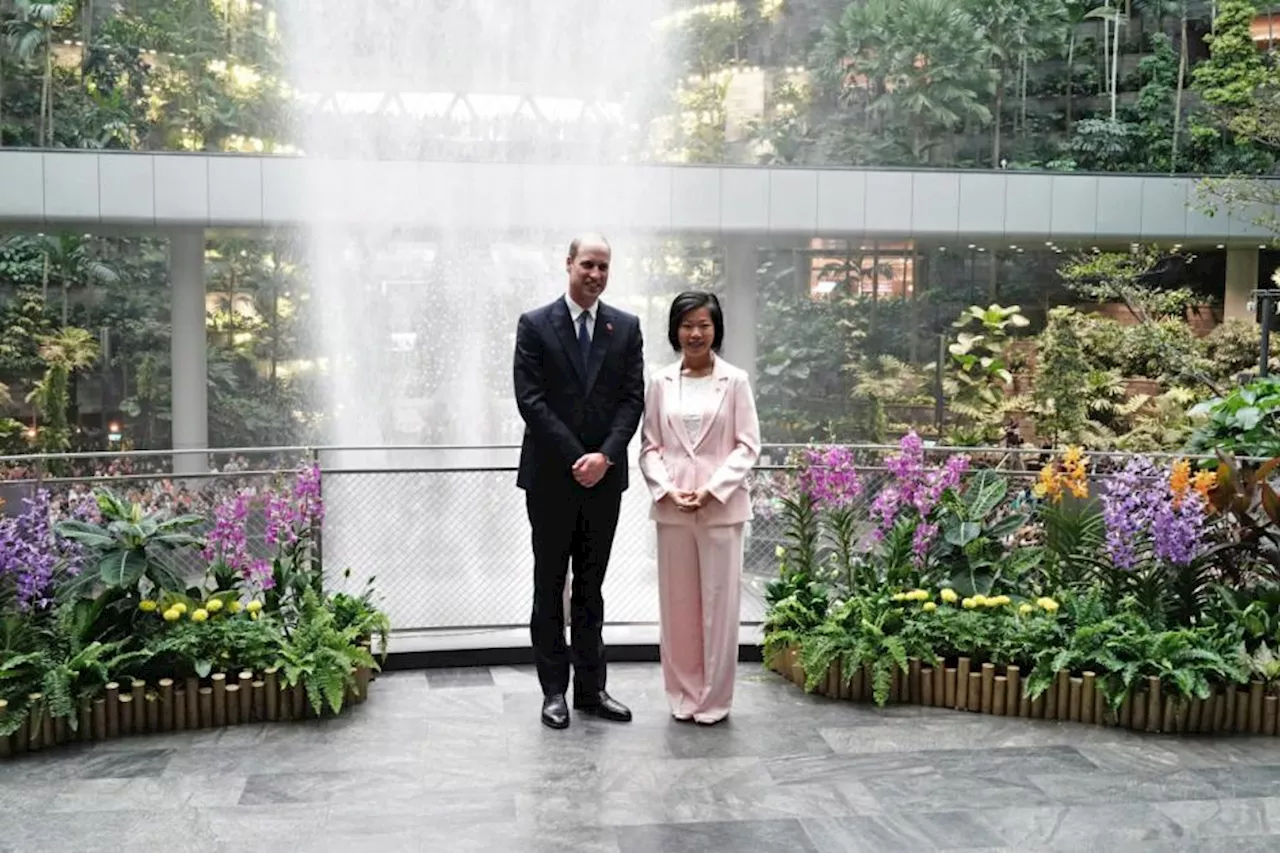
[0,442,1261,466]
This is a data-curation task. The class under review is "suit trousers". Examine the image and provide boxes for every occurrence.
[655,521,745,723]
[527,487,622,698]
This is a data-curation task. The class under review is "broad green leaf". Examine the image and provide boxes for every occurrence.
[964,470,1008,519]
[52,521,115,549]
[945,521,981,548]
[98,550,148,589]
[1230,407,1262,431]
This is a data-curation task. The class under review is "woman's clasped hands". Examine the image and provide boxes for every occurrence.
[667,488,710,512]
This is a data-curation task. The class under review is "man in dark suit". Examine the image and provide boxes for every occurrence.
[513,233,645,729]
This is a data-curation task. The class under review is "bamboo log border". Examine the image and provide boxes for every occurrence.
[768,644,1279,738]
[0,666,374,760]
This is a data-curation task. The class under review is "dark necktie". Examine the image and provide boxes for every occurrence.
[577,310,591,367]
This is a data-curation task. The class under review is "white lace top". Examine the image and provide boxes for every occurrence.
[678,374,715,443]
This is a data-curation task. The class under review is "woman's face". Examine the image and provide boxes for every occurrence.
[678,306,715,357]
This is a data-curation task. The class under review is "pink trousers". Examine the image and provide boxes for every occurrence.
[656,521,745,724]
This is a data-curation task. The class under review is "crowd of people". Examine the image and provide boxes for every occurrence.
[0,453,308,521]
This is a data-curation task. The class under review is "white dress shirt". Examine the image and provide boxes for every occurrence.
[677,373,715,444]
[565,293,596,340]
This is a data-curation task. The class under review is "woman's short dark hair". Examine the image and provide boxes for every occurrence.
[668,290,724,352]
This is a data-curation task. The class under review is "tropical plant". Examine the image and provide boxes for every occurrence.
[938,304,1029,445]
[55,487,204,598]
[275,588,377,717]
[1188,377,1280,460]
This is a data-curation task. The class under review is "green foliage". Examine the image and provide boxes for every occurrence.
[1,597,149,735]
[1033,307,1092,444]
[56,487,205,598]
[1188,378,1280,460]
[1203,319,1277,379]
[1037,495,1105,592]
[142,611,281,679]
[799,591,925,704]
[933,470,1036,596]
[760,444,1278,720]
[1058,248,1195,324]
[327,569,391,660]
[938,304,1029,444]
[276,589,378,717]
[1191,0,1270,126]
[1027,606,1245,709]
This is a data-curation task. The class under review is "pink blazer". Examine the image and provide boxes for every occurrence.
[638,356,762,527]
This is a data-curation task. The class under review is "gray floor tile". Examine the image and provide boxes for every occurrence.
[78,748,175,779]
[616,818,818,853]
[975,803,1192,851]
[427,666,497,689]
[1192,765,1280,799]
[1151,797,1279,837]
[49,774,248,812]
[5,664,1280,853]
[1029,769,1224,806]
[802,810,1008,851]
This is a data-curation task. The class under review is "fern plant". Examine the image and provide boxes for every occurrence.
[327,569,391,661]
[276,589,377,716]
[761,567,829,668]
[798,592,928,705]
[1,598,148,735]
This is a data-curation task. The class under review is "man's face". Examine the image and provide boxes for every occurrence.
[567,243,610,306]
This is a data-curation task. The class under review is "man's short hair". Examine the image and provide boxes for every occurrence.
[568,233,611,260]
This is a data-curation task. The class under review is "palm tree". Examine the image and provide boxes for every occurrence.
[26,326,99,451]
[11,0,73,147]
[6,233,121,324]
[1061,0,1096,132]
[1085,5,1126,122]
[968,0,1069,166]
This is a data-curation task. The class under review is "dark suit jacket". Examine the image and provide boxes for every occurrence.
[513,297,645,495]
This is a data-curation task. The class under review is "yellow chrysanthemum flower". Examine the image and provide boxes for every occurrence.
[205,599,224,613]
[1018,603,1034,616]
[922,602,937,612]
[246,600,263,614]
[163,608,181,622]
[190,609,209,623]
[962,597,977,610]
[172,602,187,615]
[940,588,958,604]
[138,600,158,612]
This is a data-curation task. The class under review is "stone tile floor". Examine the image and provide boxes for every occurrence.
[3,662,1280,852]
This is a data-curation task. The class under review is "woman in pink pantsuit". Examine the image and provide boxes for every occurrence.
[639,291,761,725]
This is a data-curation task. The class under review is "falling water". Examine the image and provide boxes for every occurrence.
[275,1,683,631]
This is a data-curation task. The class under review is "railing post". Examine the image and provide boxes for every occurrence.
[934,333,947,442]
[310,447,325,595]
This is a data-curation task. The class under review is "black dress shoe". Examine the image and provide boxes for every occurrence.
[541,693,569,729]
[573,691,632,722]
